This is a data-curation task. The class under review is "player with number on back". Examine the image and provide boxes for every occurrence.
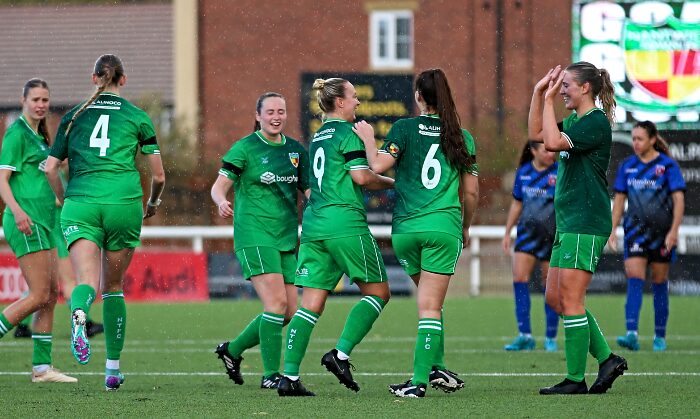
[609,121,685,352]
[361,68,479,398]
[277,77,394,397]
[45,54,165,391]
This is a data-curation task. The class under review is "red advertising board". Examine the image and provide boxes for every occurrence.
[0,252,209,303]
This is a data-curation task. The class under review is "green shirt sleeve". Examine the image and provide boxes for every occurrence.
[339,130,368,171]
[219,140,247,179]
[296,142,310,192]
[381,119,406,160]
[137,111,160,155]
[50,112,72,161]
[0,128,25,172]
[562,110,608,153]
[462,128,479,176]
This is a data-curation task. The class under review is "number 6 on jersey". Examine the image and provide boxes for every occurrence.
[90,114,111,157]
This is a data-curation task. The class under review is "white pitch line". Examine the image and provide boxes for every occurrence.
[3,346,700,356]
[0,371,699,377]
[4,335,700,347]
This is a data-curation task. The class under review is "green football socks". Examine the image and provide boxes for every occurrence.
[260,312,285,378]
[71,284,96,315]
[228,314,262,358]
[283,308,319,377]
[433,309,447,370]
[563,314,590,382]
[586,309,612,363]
[0,313,14,338]
[336,296,386,355]
[32,333,52,366]
[103,292,126,360]
[413,318,443,385]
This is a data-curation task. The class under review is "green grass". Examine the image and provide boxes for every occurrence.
[1,296,699,417]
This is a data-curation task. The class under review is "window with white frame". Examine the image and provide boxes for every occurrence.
[370,10,413,69]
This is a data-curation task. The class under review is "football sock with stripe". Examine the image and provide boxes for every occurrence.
[652,282,669,338]
[260,312,285,378]
[513,282,531,334]
[336,295,386,356]
[413,318,443,385]
[283,308,319,377]
[625,277,644,332]
[0,313,15,338]
[563,314,589,382]
[71,284,96,315]
[545,301,559,339]
[103,292,126,361]
[228,314,261,358]
[585,309,612,363]
[433,309,447,370]
[32,333,52,366]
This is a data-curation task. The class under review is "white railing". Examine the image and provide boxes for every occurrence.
[3,225,700,296]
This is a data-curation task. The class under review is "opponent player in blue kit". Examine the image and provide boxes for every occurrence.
[609,121,685,352]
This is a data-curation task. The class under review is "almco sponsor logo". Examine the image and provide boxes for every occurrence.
[260,171,298,185]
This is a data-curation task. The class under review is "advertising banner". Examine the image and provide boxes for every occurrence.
[0,252,209,303]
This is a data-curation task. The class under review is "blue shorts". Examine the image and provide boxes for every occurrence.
[624,235,675,263]
[514,224,554,261]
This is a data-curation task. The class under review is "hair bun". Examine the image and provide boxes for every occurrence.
[312,78,326,90]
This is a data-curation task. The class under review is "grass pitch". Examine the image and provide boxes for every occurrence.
[1,295,699,417]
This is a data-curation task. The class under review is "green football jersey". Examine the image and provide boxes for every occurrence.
[301,118,371,242]
[50,92,160,204]
[219,131,309,251]
[556,108,612,236]
[381,114,478,237]
[0,115,55,228]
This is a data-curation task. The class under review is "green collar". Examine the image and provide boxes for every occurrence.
[19,115,40,138]
[255,130,286,146]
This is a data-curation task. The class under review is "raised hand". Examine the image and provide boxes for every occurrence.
[544,67,565,102]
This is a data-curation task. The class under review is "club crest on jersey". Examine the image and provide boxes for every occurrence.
[548,174,557,186]
[387,142,400,158]
[289,152,299,168]
[655,165,666,176]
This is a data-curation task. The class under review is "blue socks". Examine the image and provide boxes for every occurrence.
[625,277,644,331]
[652,282,669,338]
[513,282,531,334]
[545,302,559,338]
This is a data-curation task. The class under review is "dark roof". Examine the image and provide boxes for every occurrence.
[0,3,172,109]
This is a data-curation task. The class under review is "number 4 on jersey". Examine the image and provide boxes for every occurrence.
[90,114,111,157]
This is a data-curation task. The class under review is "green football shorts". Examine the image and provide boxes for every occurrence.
[549,231,607,273]
[392,232,463,276]
[51,208,69,259]
[235,246,297,284]
[295,233,387,291]
[2,212,55,258]
[61,198,143,251]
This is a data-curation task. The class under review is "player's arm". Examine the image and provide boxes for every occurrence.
[541,68,572,152]
[666,191,685,250]
[0,169,32,236]
[350,168,394,191]
[353,121,395,174]
[528,66,558,141]
[44,156,65,207]
[144,154,165,219]
[502,199,522,254]
[211,175,234,219]
[460,172,479,247]
[608,193,626,250]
